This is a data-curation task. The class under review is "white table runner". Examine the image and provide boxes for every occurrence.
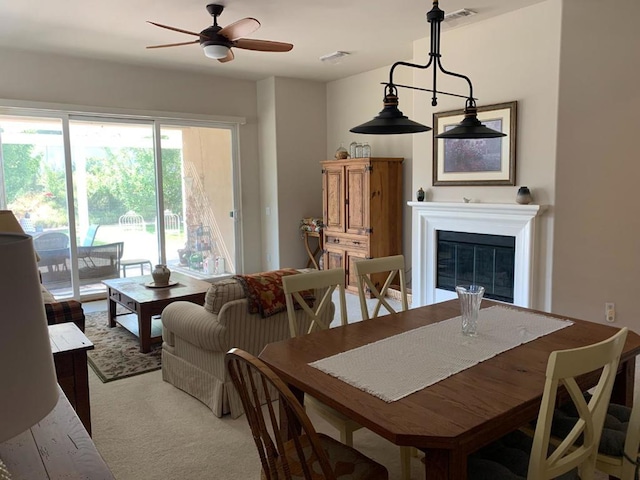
[310,305,573,402]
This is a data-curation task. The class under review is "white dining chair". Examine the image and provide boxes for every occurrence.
[282,268,362,447]
[283,267,347,337]
[550,389,640,480]
[353,255,408,320]
[468,327,628,480]
[353,255,414,479]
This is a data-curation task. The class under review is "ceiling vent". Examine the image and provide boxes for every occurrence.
[444,8,477,22]
[320,51,350,64]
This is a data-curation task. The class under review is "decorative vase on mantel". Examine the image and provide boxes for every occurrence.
[152,264,171,285]
[516,186,532,205]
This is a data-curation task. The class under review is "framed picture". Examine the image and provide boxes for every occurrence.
[432,101,517,186]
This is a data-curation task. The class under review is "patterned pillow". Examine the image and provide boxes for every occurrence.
[203,278,247,314]
[233,269,314,319]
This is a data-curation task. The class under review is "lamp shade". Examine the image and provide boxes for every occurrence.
[435,108,507,139]
[0,210,40,262]
[350,94,431,135]
[0,210,25,233]
[0,233,58,443]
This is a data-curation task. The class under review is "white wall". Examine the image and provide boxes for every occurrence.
[257,76,327,271]
[552,0,640,328]
[0,46,263,272]
[273,78,326,269]
[257,77,279,270]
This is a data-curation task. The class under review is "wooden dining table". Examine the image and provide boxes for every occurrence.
[259,299,640,480]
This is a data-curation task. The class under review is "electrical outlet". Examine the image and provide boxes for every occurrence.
[605,302,615,322]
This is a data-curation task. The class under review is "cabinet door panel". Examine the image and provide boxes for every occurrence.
[324,245,345,272]
[323,167,345,232]
[346,250,367,292]
[345,164,369,235]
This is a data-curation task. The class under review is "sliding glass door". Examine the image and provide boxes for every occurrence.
[160,124,236,277]
[69,118,158,291]
[0,115,74,294]
[0,110,239,301]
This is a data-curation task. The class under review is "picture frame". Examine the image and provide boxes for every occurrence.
[432,101,517,186]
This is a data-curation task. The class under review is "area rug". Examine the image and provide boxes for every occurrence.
[85,311,162,383]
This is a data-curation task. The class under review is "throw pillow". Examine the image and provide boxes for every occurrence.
[233,269,314,318]
[203,278,246,314]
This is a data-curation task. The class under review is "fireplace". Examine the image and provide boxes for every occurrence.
[410,202,545,307]
[437,230,515,303]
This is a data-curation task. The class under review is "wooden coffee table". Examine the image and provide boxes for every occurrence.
[103,272,210,353]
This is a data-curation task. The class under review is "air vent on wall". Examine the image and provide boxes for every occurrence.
[444,8,477,21]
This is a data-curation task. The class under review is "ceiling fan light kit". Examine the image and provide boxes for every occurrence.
[203,44,230,59]
[351,0,505,139]
[147,4,293,63]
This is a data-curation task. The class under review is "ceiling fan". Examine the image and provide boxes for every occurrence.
[147,4,294,63]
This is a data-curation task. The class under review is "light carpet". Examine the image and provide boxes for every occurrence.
[88,291,415,479]
[85,311,162,382]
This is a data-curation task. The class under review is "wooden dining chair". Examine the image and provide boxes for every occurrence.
[353,255,408,320]
[225,348,389,480]
[468,327,628,480]
[353,255,413,479]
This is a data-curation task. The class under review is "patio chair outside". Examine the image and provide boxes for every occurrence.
[118,211,145,232]
[80,224,100,246]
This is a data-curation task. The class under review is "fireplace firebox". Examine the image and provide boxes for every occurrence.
[437,230,515,303]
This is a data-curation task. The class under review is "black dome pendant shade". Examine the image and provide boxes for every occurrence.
[436,105,506,139]
[351,0,508,140]
[350,90,431,135]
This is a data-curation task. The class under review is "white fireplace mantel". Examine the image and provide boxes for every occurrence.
[409,201,546,308]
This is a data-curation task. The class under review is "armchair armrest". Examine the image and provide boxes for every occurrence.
[44,300,86,333]
[162,302,226,352]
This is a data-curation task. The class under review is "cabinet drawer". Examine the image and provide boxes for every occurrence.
[325,234,368,250]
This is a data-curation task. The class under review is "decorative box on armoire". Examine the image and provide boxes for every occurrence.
[321,157,403,295]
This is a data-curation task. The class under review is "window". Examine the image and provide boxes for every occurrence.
[0,108,240,300]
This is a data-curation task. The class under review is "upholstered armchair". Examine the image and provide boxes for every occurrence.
[161,270,335,418]
[40,283,86,332]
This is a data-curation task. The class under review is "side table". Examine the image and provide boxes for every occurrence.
[302,230,324,269]
[48,322,94,435]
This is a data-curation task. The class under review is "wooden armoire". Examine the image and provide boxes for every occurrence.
[321,157,403,294]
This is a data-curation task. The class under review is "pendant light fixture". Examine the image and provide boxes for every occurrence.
[351,1,506,139]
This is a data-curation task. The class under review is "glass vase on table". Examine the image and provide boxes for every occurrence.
[456,285,485,336]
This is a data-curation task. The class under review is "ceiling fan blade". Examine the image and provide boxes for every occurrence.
[218,18,260,41]
[147,21,204,38]
[218,49,235,63]
[234,38,293,52]
[147,40,199,49]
